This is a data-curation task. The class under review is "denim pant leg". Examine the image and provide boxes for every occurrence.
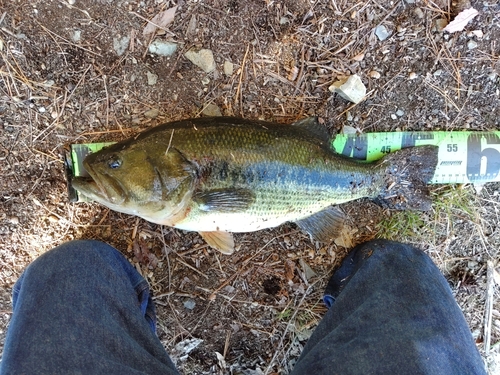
[291,240,486,375]
[0,240,179,375]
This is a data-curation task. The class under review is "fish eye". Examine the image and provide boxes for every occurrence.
[108,155,122,169]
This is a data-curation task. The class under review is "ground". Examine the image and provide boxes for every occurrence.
[0,0,499,373]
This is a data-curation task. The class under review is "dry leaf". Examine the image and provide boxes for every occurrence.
[143,6,178,35]
[443,8,479,33]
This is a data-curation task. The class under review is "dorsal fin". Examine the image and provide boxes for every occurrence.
[291,117,331,144]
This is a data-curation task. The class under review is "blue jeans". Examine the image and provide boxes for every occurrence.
[0,240,486,374]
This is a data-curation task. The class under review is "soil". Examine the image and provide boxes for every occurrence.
[1,0,499,373]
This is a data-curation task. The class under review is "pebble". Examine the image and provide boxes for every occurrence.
[113,36,130,56]
[375,25,391,41]
[467,40,478,50]
[391,114,398,120]
[8,216,19,225]
[72,30,81,43]
[409,72,418,80]
[185,48,216,73]
[433,69,443,76]
[202,103,222,117]
[148,40,178,57]
[488,72,498,82]
[396,109,405,117]
[184,299,196,310]
[329,74,366,104]
[146,71,158,86]
[369,70,381,79]
[144,108,159,118]
[413,8,424,19]
[223,60,234,76]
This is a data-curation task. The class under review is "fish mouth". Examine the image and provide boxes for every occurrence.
[71,163,126,205]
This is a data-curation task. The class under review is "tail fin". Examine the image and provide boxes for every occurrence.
[375,145,438,211]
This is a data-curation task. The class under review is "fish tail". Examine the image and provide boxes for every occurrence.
[375,145,439,211]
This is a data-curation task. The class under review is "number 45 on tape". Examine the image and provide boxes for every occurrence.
[332,131,500,184]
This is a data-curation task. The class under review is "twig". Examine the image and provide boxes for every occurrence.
[483,260,495,356]
[235,44,250,116]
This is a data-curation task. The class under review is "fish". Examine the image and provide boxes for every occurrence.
[72,116,438,254]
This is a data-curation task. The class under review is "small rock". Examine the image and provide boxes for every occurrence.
[223,60,234,76]
[113,36,130,56]
[185,48,216,73]
[433,69,443,76]
[149,40,178,56]
[201,77,210,85]
[72,30,81,43]
[396,109,405,117]
[409,72,418,80]
[146,71,158,86]
[8,216,19,225]
[346,112,353,121]
[488,72,498,82]
[329,74,366,104]
[342,125,357,134]
[375,25,391,41]
[467,40,478,50]
[391,114,397,120]
[38,106,46,113]
[413,8,424,19]
[471,30,483,38]
[405,0,416,3]
[184,299,196,310]
[369,70,381,79]
[434,19,448,32]
[144,108,159,118]
[202,103,222,117]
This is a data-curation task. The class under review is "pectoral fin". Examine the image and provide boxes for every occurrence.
[294,206,346,243]
[200,231,235,254]
[194,188,255,213]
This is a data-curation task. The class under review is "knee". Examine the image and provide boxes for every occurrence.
[355,239,429,265]
[26,240,120,275]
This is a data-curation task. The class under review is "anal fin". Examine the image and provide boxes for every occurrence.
[199,231,235,255]
[294,206,346,243]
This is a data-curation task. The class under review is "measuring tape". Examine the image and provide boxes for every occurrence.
[66,131,500,201]
[332,131,500,184]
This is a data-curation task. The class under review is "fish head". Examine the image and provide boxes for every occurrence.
[72,143,197,223]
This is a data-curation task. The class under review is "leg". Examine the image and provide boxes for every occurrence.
[0,240,179,375]
[291,239,486,375]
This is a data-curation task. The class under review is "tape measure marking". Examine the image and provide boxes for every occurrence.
[332,131,500,184]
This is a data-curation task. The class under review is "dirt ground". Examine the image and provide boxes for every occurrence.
[1,0,499,373]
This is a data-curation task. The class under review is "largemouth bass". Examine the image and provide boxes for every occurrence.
[72,117,438,254]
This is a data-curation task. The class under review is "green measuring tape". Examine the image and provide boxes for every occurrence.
[66,131,500,201]
[333,131,500,184]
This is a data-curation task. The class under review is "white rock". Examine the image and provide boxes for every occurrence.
[409,72,418,80]
[149,40,178,56]
[72,30,81,43]
[467,40,478,50]
[113,36,130,56]
[185,48,216,73]
[223,60,234,76]
[391,114,397,120]
[146,71,158,86]
[329,75,366,104]
[369,70,381,79]
[375,25,391,41]
[471,30,483,38]
[396,109,405,117]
